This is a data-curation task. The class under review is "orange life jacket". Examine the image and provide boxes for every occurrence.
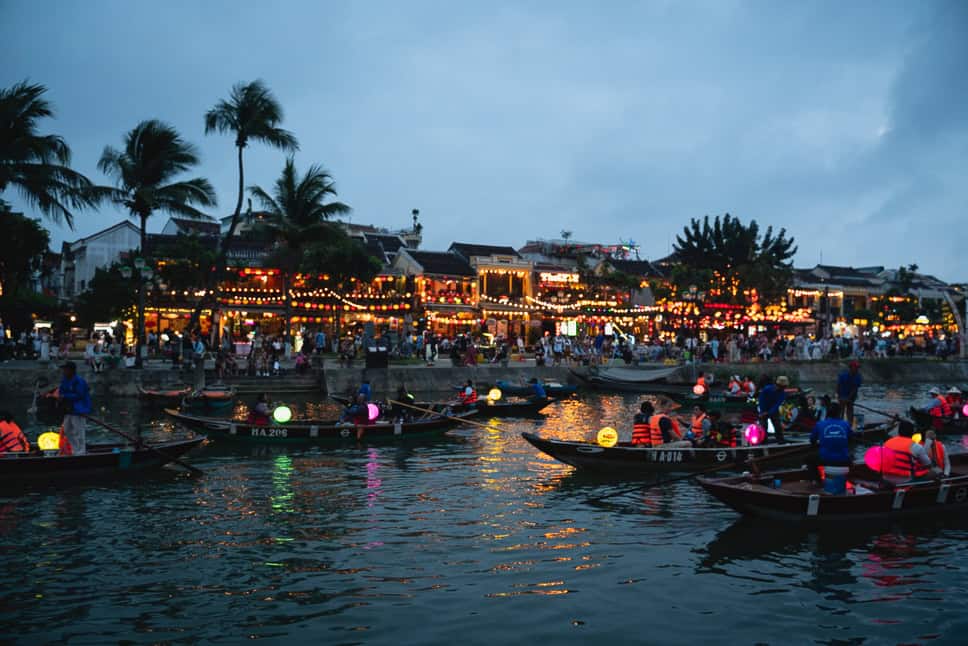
[59,425,73,455]
[459,388,477,405]
[930,395,953,418]
[632,414,651,446]
[926,439,946,470]
[694,377,708,396]
[883,436,929,479]
[0,421,29,453]
[742,380,755,395]
[691,413,707,437]
[727,379,741,393]
[649,414,682,446]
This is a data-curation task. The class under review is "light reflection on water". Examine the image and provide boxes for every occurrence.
[1,383,968,643]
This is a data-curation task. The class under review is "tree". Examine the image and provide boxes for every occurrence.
[75,264,137,329]
[0,210,50,298]
[249,158,350,342]
[201,80,298,328]
[0,80,98,229]
[672,213,797,304]
[97,120,216,367]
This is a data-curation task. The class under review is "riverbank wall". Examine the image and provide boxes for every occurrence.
[1,358,965,399]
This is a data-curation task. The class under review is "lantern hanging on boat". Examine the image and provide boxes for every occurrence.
[367,403,380,422]
[864,446,895,472]
[963,403,968,417]
[487,388,502,402]
[37,431,60,451]
[272,405,292,424]
[744,423,765,446]
[912,433,922,444]
[692,384,705,396]
[597,427,619,447]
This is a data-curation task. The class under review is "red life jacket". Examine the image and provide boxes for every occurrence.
[649,415,682,446]
[632,414,651,446]
[459,388,477,405]
[0,421,29,453]
[691,413,707,437]
[882,436,929,479]
[926,440,946,470]
[930,395,952,418]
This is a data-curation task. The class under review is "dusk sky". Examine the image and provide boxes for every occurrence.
[3,0,966,280]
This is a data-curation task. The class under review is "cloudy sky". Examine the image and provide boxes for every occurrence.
[3,0,966,280]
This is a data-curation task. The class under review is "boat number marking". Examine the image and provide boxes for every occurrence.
[652,451,683,463]
[250,427,288,438]
[716,451,727,462]
[577,446,604,454]
[955,487,967,503]
[340,428,351,438]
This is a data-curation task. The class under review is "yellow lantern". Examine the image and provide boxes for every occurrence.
[912,432,922,444]
[38,432,60,451]
[597,427,619,447]
[487,388,502,402]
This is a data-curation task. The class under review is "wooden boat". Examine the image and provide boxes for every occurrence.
[331,395,557,417]
[698,453,968,525]
[165,408,478,443]
[0,436,206,485]
[494,380,578,397]
[522,432,810,474]
[184,385,237,409]
[668,387,813,414]
[909,407,968,434]
[138,384,193,401]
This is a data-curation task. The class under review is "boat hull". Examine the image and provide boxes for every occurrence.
[0,437,205,486]
[494,380,578,397]
[521,432,810,474]
[165,408,476,443]
[909,407,968,434]
[699,456,968,525]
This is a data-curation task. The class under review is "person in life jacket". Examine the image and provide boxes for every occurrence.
[704,410,738,447]
[881,420,937,482]
[727,375,742,395]
[458,380,477,405]
[0,411,29,453]
[944,388,962,415]
[742,376,756,396]
[649,410,683,447]
[923,387,953,431]
[632,401,653,446]
[922,429,950,476]
[693,374,708,398]
[246,393,271,425]
[691,404,711,440]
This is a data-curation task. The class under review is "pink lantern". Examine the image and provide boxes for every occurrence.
[367,403,380,422]
[963,403,968,417]
[864,446,896,472]
[693,384,705,396]
[744,423,765,446]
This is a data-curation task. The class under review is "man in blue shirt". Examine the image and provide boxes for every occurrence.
[757,374,787,443]
[809,401,853,490]
[358,379,372,402]
[836,361,862,426]
[58,361,92,454]
[529,378,547,401]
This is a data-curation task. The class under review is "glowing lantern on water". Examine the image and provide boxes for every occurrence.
[487,388,502,402]
[912,433,922,444]
[272,405,292,424]
[597,427,619,447]
[864,446,895,472]
[692,384,706,396]
[367,403,380,422]
[38,432,60,451]
[744,424,765,446]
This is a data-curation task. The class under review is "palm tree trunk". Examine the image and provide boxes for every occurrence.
[189,144,245,330]
[135,213,147,369]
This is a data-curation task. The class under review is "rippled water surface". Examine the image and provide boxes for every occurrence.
[2,383,968,644]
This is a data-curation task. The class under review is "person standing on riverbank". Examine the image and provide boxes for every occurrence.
[57,361,92,455]
[836,361,862,426]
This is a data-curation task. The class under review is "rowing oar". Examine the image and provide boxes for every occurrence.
[387,399,501,432]
[83,414,203,476]
[853,402,904,420]
[584,444,811,505]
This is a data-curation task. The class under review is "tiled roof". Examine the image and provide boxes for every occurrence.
[171,218,220,236]
[450,242,520,260]
[406,250,475,276]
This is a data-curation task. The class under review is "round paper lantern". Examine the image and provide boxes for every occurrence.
[912,432,922,444]
[693,384,706,396]
[963,403,968,417]
[864,446,892,472]
[597,427,619,447]
[487,388,502,402]
[367,403,380,422]
[272,405,292,424]
[38,431,60,451]
[744,423,765,446]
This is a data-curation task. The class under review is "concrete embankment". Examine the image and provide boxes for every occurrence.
[1,358,965,399]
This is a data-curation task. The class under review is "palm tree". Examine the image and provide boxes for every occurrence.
[98,119,217,367]
[0,80,97,229]
[249,158,350,344]
[204,80,298,274]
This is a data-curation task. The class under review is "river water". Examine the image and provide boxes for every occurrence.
[2,383,968,644]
